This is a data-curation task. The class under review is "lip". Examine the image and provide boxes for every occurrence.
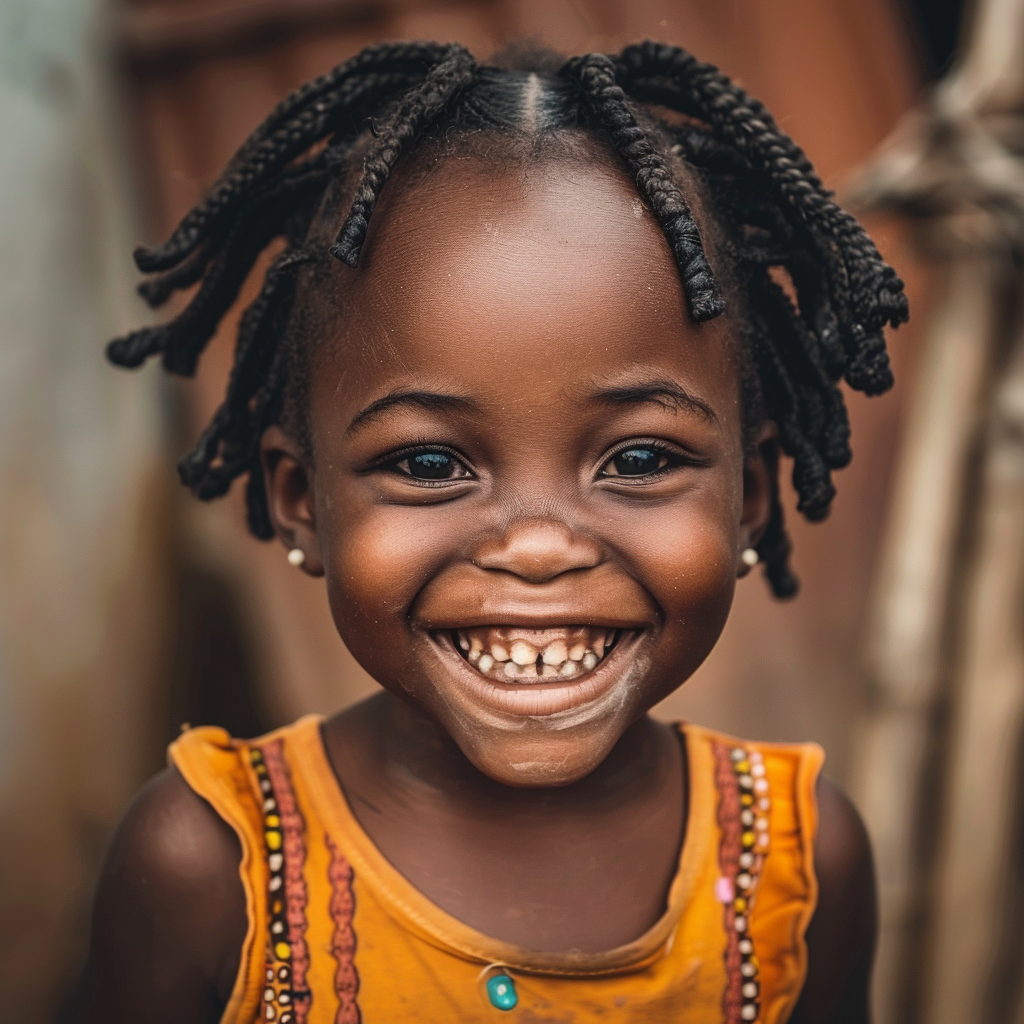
[426,626,645,717]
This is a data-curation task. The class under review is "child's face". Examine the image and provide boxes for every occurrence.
[263,156,772,787]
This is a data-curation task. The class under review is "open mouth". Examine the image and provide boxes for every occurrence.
[450,627,622,684]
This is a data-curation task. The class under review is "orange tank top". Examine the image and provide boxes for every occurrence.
[170,716,823,1024]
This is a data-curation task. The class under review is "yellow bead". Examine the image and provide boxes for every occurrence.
[275,941,291,960]
[741,793,754,806]
[266,830,282,850]
[736,760,750,773]
[734,897,748,912]
[266,815,281,828]
[742,831,755,847]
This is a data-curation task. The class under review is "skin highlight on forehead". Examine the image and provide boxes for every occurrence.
[316,155,744,448]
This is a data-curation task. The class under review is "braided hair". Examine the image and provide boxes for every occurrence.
[109,40,908,598]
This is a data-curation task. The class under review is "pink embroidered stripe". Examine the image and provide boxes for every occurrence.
[714,742,745,1024]
[326,835,360,1024]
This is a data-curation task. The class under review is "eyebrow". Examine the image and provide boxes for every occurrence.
[347,389,478,434]
[593,379,719,424]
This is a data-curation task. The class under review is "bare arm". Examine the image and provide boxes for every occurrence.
[788,775,878,1024]
[79,767,248,1024]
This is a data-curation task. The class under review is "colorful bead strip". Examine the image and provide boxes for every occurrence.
[713,743,771,1024]
[326,835,361,1024]
[251,743,311,1024]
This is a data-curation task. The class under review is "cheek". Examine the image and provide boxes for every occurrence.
[648,508,736,613]
[316,486,453,650]
[606,479,742,663]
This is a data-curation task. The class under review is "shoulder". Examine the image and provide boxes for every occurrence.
[101,763,245,902]
[81,766,247,1024]
[789,774,877,1024]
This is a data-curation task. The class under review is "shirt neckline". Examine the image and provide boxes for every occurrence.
[288,713,715,977]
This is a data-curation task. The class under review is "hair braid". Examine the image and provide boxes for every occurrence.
[177,249,314,509]
[617,42,907,329]
[134,53,443,273]
[331,44,477,266]
[227,42,452,164]
[109,163,328,373]
[759,489,798,598]
[561,53,725,322]
[137,241,212,308]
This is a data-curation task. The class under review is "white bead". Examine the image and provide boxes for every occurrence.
[741,547,759,568]
[287,548,305,567]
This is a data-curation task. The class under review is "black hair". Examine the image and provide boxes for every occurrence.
[109,40,908,598]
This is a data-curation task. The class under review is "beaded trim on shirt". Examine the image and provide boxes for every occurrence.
[713,742,771,1024]
[250,743,311,1024]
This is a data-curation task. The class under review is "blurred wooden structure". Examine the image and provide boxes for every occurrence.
[853,0,1024,1018]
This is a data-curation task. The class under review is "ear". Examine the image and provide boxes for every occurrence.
[259,425,324,576]
[738,421,779,578]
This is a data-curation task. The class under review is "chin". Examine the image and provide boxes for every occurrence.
[456,726,627,788]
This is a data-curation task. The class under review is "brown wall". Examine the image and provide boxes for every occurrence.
[122,0,927,782]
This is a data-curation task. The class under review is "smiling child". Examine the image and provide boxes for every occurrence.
[82,41,908,1024]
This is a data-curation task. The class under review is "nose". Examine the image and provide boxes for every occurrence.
[473,520,603,584]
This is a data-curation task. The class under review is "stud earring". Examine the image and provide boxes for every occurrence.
[287,548,306,568]
[741,547,759,568]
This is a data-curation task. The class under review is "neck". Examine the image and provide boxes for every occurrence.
[322,691,687,952]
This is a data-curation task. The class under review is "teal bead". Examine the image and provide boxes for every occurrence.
[486,973,518,1011]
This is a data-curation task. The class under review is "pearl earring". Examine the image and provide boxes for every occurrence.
[287,548,306,568]
[741,547,759,568]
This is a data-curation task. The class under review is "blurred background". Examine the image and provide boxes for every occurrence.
[3,0,1023,1020]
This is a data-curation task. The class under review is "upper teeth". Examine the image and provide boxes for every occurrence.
[453,628,616,683]
[510,642,536,666]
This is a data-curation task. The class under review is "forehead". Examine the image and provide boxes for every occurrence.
[314,156,740,423]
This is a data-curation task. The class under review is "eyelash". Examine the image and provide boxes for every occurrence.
[598,440,689,481]
[377,445,474,484]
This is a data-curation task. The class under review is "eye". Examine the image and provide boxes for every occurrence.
[391,449,472,481]
[601,445,672,478]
